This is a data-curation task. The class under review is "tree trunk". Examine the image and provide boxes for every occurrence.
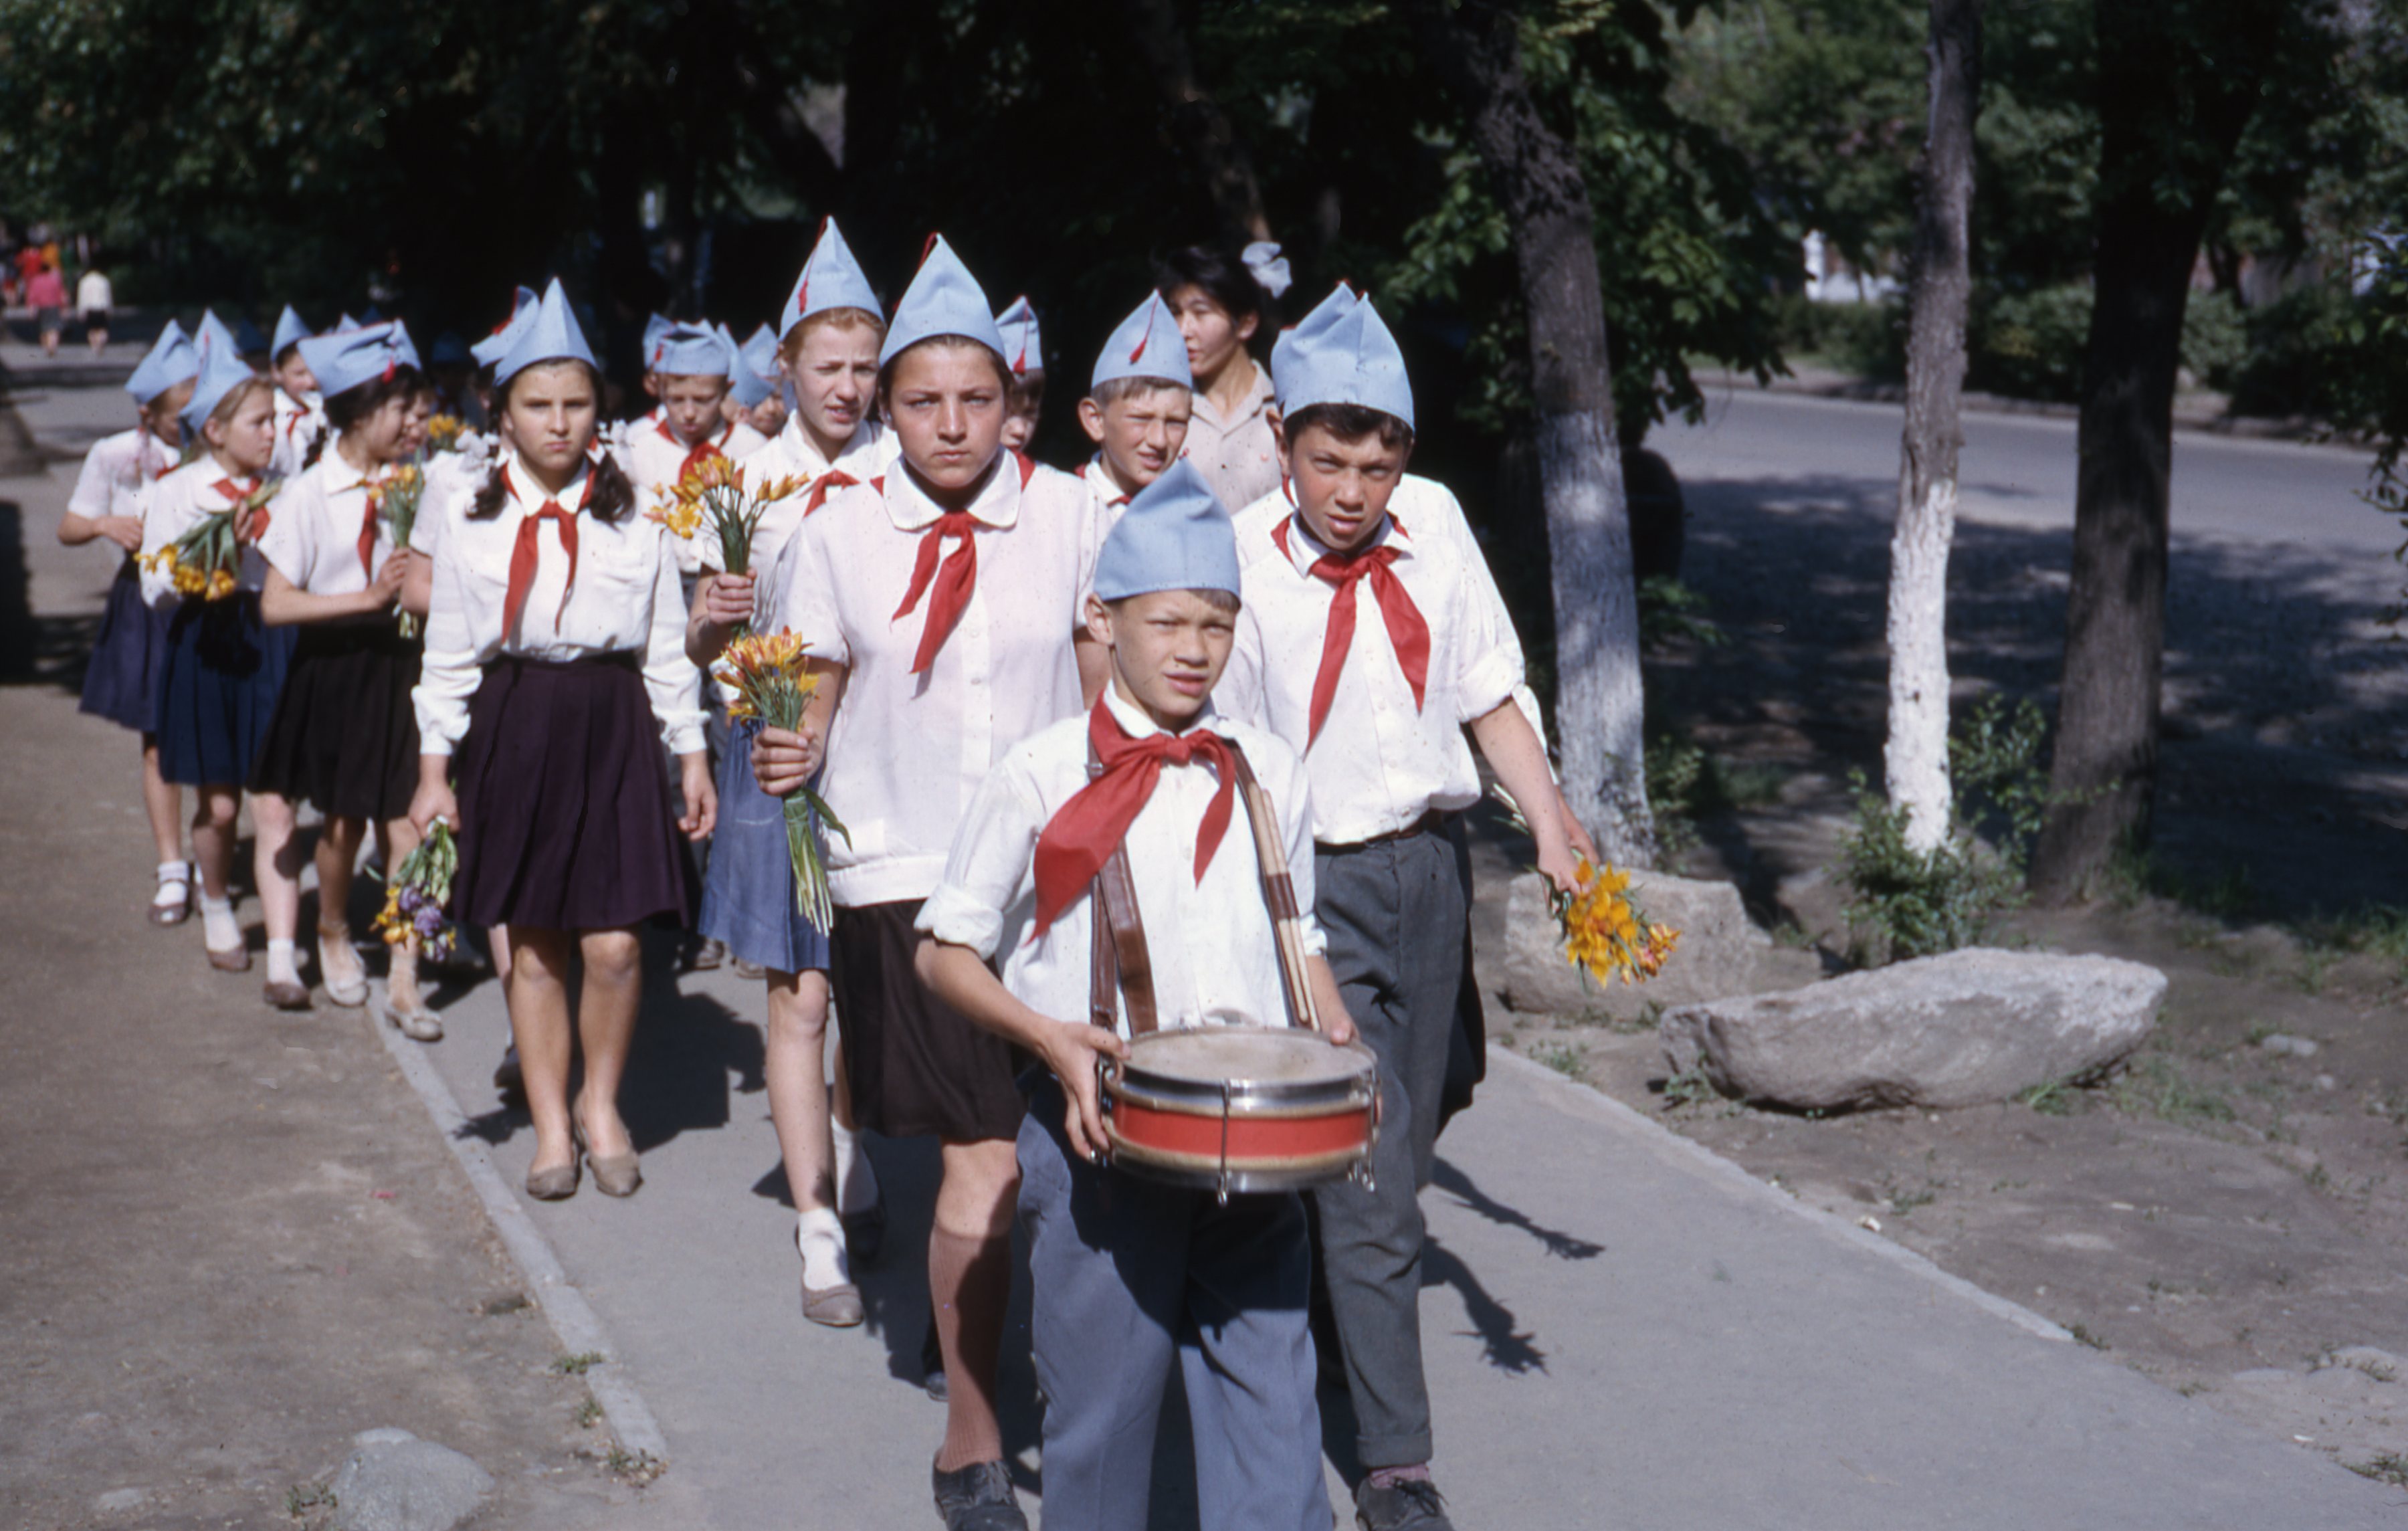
[1886,0,1983,854]
[2029,0,2284,902]
[1119,0,1271,244]
[1403,0,1653,862]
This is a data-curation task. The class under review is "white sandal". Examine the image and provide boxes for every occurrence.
[318,922,369,1007]
[149,863,193,927]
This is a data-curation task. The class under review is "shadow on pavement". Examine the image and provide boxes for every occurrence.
[0,498,98,690]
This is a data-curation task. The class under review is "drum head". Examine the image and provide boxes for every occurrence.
[1126,1025,1371,1089]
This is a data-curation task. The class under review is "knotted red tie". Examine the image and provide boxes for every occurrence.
[215,477,268,541]
[500,466,591,638]
[890,511,980,674]
[1302,530,1429,745]
[1029,704,1239,936]
[662,416,729,482]
[801,470,858,518]
[354,479,384,579]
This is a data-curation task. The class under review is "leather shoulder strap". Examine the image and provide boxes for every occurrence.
[1224,740,1321,1032]
[1082,746,1159,1036]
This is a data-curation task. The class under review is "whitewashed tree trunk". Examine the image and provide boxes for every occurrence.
[1542,410,1653,861]
[1886,0,1983,854]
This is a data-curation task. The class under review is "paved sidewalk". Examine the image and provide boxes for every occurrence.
[414,956,2403,1530]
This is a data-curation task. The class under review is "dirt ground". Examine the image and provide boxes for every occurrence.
[1468,459,2408,1483]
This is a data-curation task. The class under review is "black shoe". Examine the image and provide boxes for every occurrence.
[932,1458,1024,1531]
[843,1201,886,1266]
[1356,1475,1456,1531]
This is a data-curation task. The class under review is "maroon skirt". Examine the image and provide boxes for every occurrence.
[453,653,694,932]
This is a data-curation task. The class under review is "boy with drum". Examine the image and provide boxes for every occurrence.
[916,459,1355,1531]
[1217,284,1584,1531]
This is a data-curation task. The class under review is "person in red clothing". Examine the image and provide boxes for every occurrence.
[25,261,69,357]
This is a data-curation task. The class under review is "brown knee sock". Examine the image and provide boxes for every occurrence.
[928,1225,1011,1471]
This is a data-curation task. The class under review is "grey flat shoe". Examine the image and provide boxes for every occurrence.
[385,993,443,1043]
[801,1278,865,1328]
[573,1119,641,1198]
[317,925,368,1007]
[525,1158,579,1201]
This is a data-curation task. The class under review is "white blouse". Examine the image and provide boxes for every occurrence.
[66,427,178,530]
[780,453,1110,908]
[407,433,502,566]
[918,686,1324,1041]
[271,389,324,482]
[136,460,272,609]
[615,409,769,575]
[255,452,397,597]
[412,453,705,756]
[726,415,892,605]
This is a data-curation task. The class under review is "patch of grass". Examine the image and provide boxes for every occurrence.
[2348,1454,2408,1488]
[2176,1380,2212,1397]
[1882,1176,1941,1217]
[2018,1078,2081,1117]
[1645,730,1793,870]
[2068,1323,2111,1351]
[2109,1056,2234,1128]
[2304,1162,2334,1194]
[552,1351,605,1376]
[573,1397,603,1429]
[605,1447,664,1482]
[1659,1065,1720,1109]
[284,1484,336,1518]
[1531,1042,1588,1082]
[479,1293,531,1318]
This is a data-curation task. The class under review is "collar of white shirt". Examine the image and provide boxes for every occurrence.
[1097,680,1228,750]
[316,448,379,496]
[1081,454,1138,506]
[504,451,591,512]
[1274,505,1414,579]
[777,412,876,479]
[650,408,729,453]
[882,451,1024,534]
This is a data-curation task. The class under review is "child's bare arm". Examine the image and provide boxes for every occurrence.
[1469,698,1582,891]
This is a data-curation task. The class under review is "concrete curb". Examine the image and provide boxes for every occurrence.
[1484,1043,2072,1344]
[367,1009,674,1467]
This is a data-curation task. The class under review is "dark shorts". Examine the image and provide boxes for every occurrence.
[829,899,1025,1142]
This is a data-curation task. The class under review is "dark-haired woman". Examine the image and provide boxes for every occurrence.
[250,322,431,1017]
[1157,242,1288,513]
[410,281,714,1203]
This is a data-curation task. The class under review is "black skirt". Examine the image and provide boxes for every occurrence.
[829,899,1027,1142]
[79,559,172,735]
[247,621,423,821]
[452,653,694,932]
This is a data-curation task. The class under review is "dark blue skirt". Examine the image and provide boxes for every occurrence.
[80,559,173,735]
[698,720,833,974]
[154,593,295,787]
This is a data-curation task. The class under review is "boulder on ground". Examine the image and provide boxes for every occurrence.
[1658,947,2165,1111]
[1499,870,1821,1021]
[329,1429,492,1531]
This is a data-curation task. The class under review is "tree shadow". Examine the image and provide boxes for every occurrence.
[1421,1234,1548,1376]
[0,498,98,692]
[1429,1156,1605,1262]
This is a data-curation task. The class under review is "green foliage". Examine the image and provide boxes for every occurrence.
[1837,696,2060,964]
[1771,294,1906,380]
[1636,575,1728,651]
[1970,284,2094,401]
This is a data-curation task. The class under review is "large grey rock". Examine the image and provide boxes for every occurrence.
[1498,870,1820,1021]
[329,1429,493,1531]
[1659,947,2165,1110]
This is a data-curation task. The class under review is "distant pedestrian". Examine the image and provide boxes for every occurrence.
[78,266,112,352]
[25,262,68,357]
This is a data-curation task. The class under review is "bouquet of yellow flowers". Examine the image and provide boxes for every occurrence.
[648,455,805,620]
[381,464,426,636]
[425,415,466,453]
[373,821,459,962]
[141,482,274,603]
[1553,859,1680,988]
[715,629,849,932]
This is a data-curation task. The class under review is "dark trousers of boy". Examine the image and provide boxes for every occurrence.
[1019,1081,1330,1531]
[1310,817,1464,1471]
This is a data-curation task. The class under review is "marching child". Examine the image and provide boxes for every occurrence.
[138,341,294,977]
[623,316,769,577]
[410,280,714,1202]
[249,321,431,1020]
[916,458,1350,1531]
[268,307,322,480]
[1157,243,1288,512]
[749,236,1110,1530]
[995,295,1043,453]
[1217,284,1583,1531]
[685,219,893,1324]
[1075,293,1193,522]
[728,322,789,439]
[64,322,199,924]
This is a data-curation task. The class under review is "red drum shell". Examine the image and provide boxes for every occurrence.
[1104,1025,1376,1193]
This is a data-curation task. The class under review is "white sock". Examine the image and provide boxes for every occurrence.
[266,938,300,987]
[157,859,189,883]
[199,894,239,952]
[831,1118,880,1215]
[153,861,189,905]
[797,1208,851,1290]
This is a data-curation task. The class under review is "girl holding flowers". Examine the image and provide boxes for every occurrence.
[137,342,295,981]
[410,281,713,1203]
[749,237,1110,1526]
[249,322,433,1021]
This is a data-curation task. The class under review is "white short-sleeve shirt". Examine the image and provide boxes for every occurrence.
[137,460,272,609]
[66,427,178,530]
[255,451,397,597]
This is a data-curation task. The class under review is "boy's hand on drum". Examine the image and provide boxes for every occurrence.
[749,725,822,796]
[1040,1020,1128,1161]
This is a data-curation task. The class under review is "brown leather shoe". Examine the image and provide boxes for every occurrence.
[263,978,312,1010]
[207,944,252,973]
[525,1158,580,1201]
[801,1278,865,1328]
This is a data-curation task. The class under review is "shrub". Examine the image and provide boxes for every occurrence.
[1970,284,2094,402]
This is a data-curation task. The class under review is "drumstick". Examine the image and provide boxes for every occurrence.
[1236,772,1322,1034]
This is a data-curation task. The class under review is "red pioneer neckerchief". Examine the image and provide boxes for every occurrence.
[658,414,731,482]
[802,470,858,518]
[215,476,268,541]
[888,452,1035,675]
[500,464,593,638]
[350,475,385,579]
[1272,514,1429,744]
[1029,702,1238,936]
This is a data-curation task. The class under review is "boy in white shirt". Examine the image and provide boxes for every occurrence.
[1075,293,1193,522]
[1217,284,1582,1531]
[621,316,769,576]
[917,458,1349,1531]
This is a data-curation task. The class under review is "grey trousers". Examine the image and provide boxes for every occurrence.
[1019,1088,1332,1531]
[1311,824,1466,1469]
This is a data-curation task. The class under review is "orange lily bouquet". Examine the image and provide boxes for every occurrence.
[425,415,466,453]
[715,629,850,932]
[648,453,805,601]
[1554,859,1680,988]
[381,464,427,636]
[141,482,275,602]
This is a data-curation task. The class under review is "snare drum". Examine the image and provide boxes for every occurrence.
[1104,1025,1378,1197]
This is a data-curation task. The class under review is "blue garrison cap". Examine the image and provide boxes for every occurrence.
[1091,293,1192,393]
[1092,458,1239,601]
[995,296,1041,378]
[336,313,363,333]
[724,324,775,408]
[181,338,258,432]
[271,306,311,361]
[644,315,734,379]
[494,280,597,386]
[296,320,421,400]
[779,218,882,339]
[195,310,241,365]
[881,237,1007,368]
[470,286,540,369]
[126,321,201,405]
[1270,284,1414,431]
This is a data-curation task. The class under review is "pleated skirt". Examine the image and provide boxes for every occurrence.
[154,593,294,787]
[452,653,694,932]
[79,560,173,735]
[247,622,422,821]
